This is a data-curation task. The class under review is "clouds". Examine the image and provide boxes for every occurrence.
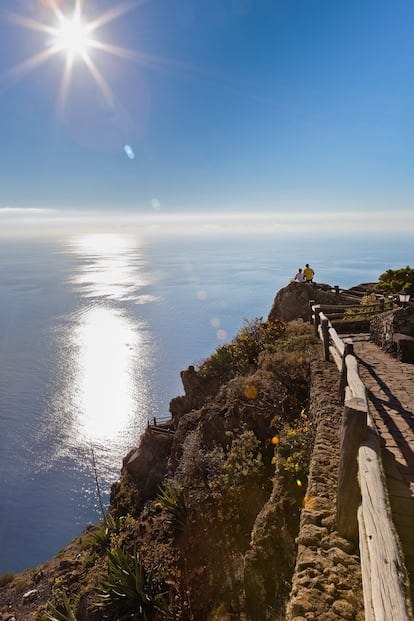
[1,208,414,237]
[0,206,51,213]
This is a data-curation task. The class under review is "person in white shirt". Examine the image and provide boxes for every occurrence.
[294,268,305,283]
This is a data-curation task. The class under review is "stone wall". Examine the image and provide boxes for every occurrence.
[286,349,364,621]
[370,304,414,359]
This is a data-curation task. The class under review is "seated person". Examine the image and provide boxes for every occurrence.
[304,264,315,283]
[294,268,305,283]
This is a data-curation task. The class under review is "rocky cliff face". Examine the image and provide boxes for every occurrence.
[0,284,367,621]
[268,283,355,322]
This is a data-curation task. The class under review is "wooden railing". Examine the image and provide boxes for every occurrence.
[147,415,174,434]
[311,296,395,326]
[310,302,412,621]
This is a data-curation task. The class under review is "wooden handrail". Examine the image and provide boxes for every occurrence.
[310,305,412,620]
[311,297,394,324]
[358,419,411,621]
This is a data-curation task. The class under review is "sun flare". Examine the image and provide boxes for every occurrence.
[1,0,191,126]
[1,1,141,115]
[52,12,92,59]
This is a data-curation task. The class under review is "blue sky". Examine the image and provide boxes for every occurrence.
[1,0,414,227]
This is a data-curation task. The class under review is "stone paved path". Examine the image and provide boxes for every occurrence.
[345,333,414,603]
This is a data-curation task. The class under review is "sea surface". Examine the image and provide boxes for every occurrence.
[0,227,412,573]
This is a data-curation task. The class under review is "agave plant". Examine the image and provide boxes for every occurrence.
[46,589,76,621]
[97,545,172,620]
[90,512,122,550]
[157,479,188,532]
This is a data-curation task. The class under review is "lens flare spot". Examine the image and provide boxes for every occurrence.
[197,290,207,301]
[271,436,280,445]
[244,384,257,399]
[216,329,227,340]
[296,478,303,488]
[151,198,161,211]
[210,316,220,328]
[124,144,135,159]
[302,495,317,509]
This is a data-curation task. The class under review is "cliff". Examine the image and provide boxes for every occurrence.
[268,282,361,322]
[0,284,366,621]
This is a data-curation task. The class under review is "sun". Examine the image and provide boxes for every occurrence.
[52,12,92,60]
[1,1,189,120]
[0,1,141,115]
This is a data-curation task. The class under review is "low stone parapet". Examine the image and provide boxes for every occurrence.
[286,351,364,621]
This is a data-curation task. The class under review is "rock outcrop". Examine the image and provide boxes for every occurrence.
[268,283,355,322]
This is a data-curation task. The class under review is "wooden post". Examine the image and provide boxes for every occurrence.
[379,297,384,312]
[309,299,315,324]
[321,317,330,361]
[358,425,412,621]
[337,395,367,543]
[313,305,321,337]
[338,342,354,403]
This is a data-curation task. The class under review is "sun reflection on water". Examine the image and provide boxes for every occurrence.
[67,233,155,302]
[39,233,158,481]
[73,305,141,441]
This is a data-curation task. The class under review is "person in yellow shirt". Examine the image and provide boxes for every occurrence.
[304,263,315,283]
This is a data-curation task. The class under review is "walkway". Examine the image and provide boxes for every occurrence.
[346,333,414,603]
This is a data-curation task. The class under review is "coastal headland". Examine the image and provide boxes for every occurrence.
[0,282,375,621]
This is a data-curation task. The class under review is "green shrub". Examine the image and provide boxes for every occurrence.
[176,429,225,488]
[265,320,316,352]
[0,572,14,588]
[374,265,414,295]
[258,350,311,421]
[272,411,315,488]
[211,430,264,502]
[198,317,286,382]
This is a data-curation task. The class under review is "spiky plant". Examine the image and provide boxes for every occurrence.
[157,479,188,532]
[97,545,172,620]
[46,590,76,621]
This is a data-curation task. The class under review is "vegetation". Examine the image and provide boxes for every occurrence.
[156,479,188,532]
[272,410,314,492]
[197,317,286,382]
[1,319,317,621]
[46,590,76,621]
[97,546,173,620]
[0,573,14,588]
[89,513,123,551]
[374,265,414,295]
[343,292,393,320]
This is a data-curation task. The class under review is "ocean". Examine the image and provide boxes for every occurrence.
[0,226,412,574]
